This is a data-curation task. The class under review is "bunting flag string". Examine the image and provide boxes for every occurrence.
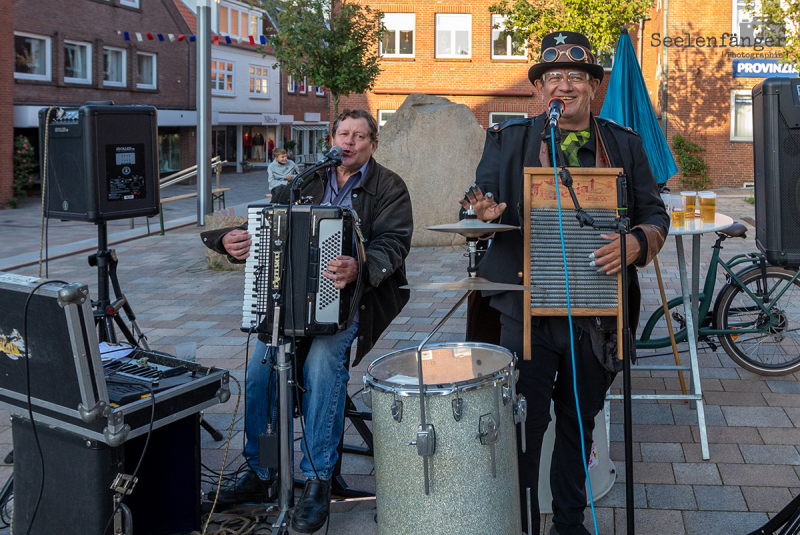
[119,30,267,45]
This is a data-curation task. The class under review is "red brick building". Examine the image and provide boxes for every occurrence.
[0,0,13,207]
[639,0,793,189]
[339,1,613,135]
[282,75,330,164]
[13,0,197,181]
[340,0,784,188]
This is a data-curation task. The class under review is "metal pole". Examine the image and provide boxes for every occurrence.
[196,0,213,225]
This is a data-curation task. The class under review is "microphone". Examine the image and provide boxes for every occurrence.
[548,98,566,127]
[322,145,343,163]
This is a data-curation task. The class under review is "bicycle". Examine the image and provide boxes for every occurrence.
[636,222,800,376]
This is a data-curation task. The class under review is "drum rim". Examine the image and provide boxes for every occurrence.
[364,342,514,397]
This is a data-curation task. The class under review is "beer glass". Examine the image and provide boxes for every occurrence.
[681,191,698,218]
[699,192,716,223]
[670,196,686,226]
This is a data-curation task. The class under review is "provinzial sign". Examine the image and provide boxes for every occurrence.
[733,59,799,78]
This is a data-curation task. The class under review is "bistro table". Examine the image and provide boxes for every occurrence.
[607,213,733,461]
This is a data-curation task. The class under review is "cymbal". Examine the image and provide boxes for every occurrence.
[427,219,518,238]
[402,277,539,292]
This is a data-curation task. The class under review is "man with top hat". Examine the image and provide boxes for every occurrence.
[459,31,669,534]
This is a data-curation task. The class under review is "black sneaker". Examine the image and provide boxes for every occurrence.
[290,478,331,533]
[208,469,273,504]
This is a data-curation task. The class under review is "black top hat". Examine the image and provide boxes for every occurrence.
[528,31,605,85]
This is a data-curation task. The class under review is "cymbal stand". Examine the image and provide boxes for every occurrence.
[271,331,293,533]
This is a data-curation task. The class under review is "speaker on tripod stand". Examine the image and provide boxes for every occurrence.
[752,77,800,266]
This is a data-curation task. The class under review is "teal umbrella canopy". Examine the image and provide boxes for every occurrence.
[599,30,678,184]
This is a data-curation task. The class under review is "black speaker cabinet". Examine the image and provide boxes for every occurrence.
[12,413,201,535]
[38,105,160,223]
[752,77,800,266]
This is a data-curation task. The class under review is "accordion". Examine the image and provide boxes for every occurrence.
[242,204,361,339]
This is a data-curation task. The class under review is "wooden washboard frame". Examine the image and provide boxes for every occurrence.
[523,167,624,361]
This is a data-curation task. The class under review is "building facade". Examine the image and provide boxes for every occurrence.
[0,0,13,207]
[13,0,198,179]
[640,0,795,189]
[282,74,331,165]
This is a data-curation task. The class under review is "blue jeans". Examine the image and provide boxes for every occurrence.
[244,322,359,481]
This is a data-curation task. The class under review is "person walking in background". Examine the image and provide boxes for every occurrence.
[267,147,299,196]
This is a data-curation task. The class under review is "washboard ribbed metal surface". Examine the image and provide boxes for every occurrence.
[530,208,618,312]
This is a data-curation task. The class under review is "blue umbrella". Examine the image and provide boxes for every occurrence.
[600,28,678,184]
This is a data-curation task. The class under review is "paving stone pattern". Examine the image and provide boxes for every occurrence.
[3,191,798,534]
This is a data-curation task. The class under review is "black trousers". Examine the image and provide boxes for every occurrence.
[500,314,614,535]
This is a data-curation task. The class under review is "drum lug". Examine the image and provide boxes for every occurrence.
[407,424,436,457]
[391,399,403,423]
[502,386,512,406]
[514,394,527,425]
[477,413,499,478]
[361,388,372,409]
[452,396,463,421]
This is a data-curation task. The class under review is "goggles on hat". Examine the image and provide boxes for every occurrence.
[541,46,590,64]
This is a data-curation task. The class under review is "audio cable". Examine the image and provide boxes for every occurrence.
[550,125,600,534]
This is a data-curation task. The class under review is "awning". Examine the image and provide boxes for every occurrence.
[292,125,328,131]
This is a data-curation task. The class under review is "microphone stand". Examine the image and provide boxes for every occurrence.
[545,123,636,534]
[271,155,341,532]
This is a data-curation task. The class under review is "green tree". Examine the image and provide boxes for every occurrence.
[745,0,799,67]
[489,0,653,60]
[261,0,384,119]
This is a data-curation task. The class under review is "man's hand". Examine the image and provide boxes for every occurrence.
[457,186,507,222]
[222,229,251,260]
[592,234,641,275]
[323,256,359,289]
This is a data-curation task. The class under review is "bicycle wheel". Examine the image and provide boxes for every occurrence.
[714,266,800,375]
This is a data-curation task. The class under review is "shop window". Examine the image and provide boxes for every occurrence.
[381,13,415,57]
[14,32,51,81]
[436,14,471,58]
[731,90,753,142]
[64,41,92,84]
[159,132,181,174]
[489,112,526,127]
[491,15,525,59]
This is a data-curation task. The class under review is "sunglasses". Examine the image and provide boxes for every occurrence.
[541,46,590,64]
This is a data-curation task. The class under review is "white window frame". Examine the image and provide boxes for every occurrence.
[435,14,472,58]
[299,76,307,94]
[136,52,157,89]
[64,40,92,85]
[378,110,395,129]
[219,1,263,39]
[120,0,140,7]
[287,75,296,93]
[380,13,415,57]
[489,112,526,127]
[103,46,126,87]
[211,59,235,95]
[14,32,51,81]
[315,85,325,96]
[491,15,526,59]
[249,64,269,97]
[730,89,754,142]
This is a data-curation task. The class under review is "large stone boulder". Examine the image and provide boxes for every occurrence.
[373,94,486,247]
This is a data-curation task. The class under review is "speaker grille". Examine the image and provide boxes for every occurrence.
[778,111,800,250]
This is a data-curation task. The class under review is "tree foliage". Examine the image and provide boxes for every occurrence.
[489,0,653,58]
[260,0,384,118]
[745,0,800,67]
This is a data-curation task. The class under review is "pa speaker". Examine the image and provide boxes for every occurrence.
[752,77,800,266]
[38,105,160,222]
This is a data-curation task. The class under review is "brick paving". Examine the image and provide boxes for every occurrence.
[3,188,799,534]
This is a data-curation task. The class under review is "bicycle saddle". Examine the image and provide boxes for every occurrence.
[717,223,747,238]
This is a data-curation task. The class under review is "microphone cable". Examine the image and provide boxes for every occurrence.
[549,125,600,534]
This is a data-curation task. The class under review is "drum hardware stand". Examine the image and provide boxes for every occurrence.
[90,221,149,349]
[548,125,637,534]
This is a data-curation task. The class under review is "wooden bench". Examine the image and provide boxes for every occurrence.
[151,187,230,236]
